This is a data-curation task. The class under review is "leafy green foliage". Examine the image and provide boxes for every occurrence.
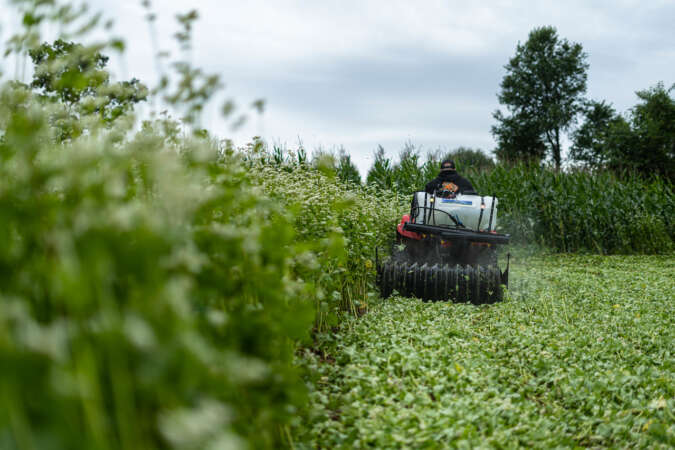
[0,77,324,447]
[302,146,362,186]
[611,82,675,180]
[493,26,588,168]
[0,1,396,447]
[392,143,426,194]
[243,146,404,324]
[366,145,394,190]
[570,100,622,168]
[492,110,548,164]
[29,39,111,104]
[572,85,675,181]
[27,39,147,138]
[336,148,362,186]
[298,254,675,448]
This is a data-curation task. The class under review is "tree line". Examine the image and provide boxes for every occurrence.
[281,26,674,189]
[492,26,673,180]
[326,26,674,186]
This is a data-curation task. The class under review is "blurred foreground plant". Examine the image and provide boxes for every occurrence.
[0,1,317,448]
[0,77,321,447]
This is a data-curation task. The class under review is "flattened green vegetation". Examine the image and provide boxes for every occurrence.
[298,255,675,448]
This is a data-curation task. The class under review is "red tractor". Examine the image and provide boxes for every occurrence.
[377,191,510,303]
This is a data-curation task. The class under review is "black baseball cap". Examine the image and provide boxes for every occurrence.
[440,159,456,171]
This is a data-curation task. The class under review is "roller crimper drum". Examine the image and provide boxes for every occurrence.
[377,261,504,304]
[376,191,510,303]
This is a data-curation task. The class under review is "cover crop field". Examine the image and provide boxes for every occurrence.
[297,254,674,448]
[1,1,673,448]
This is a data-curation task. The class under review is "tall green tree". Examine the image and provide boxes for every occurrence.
[420,151,440,183]
[366,145,394,190]
[609,82,675,179]
[28,39,147,140]
[29,39,110,106]
[492,26,588,168]
[493,111,547,165]
[570,100,623,168]
[571,84,674,180]
[337,147,361,185]
[392,142,423,194]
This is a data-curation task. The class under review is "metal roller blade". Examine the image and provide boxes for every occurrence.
[378,260,505,303]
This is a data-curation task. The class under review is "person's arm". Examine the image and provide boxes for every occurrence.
[458,176,476,194]
[465,179,475,192]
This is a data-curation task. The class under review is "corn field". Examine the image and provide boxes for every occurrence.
[362,148,674,254]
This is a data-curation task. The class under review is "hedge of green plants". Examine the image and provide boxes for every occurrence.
[0,95,300,448]
[465,165,674,254]
[0,82,405,449]
[245,158,403,325]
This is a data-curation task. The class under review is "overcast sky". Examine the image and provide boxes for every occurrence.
[1,0,674,175]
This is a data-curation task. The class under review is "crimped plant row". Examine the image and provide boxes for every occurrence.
[378,260,503,304]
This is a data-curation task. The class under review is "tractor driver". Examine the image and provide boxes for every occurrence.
[425,159,476,197]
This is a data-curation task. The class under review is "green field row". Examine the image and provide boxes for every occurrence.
[296,254,675,448]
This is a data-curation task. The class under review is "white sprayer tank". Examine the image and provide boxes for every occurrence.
[411,192,498,231]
